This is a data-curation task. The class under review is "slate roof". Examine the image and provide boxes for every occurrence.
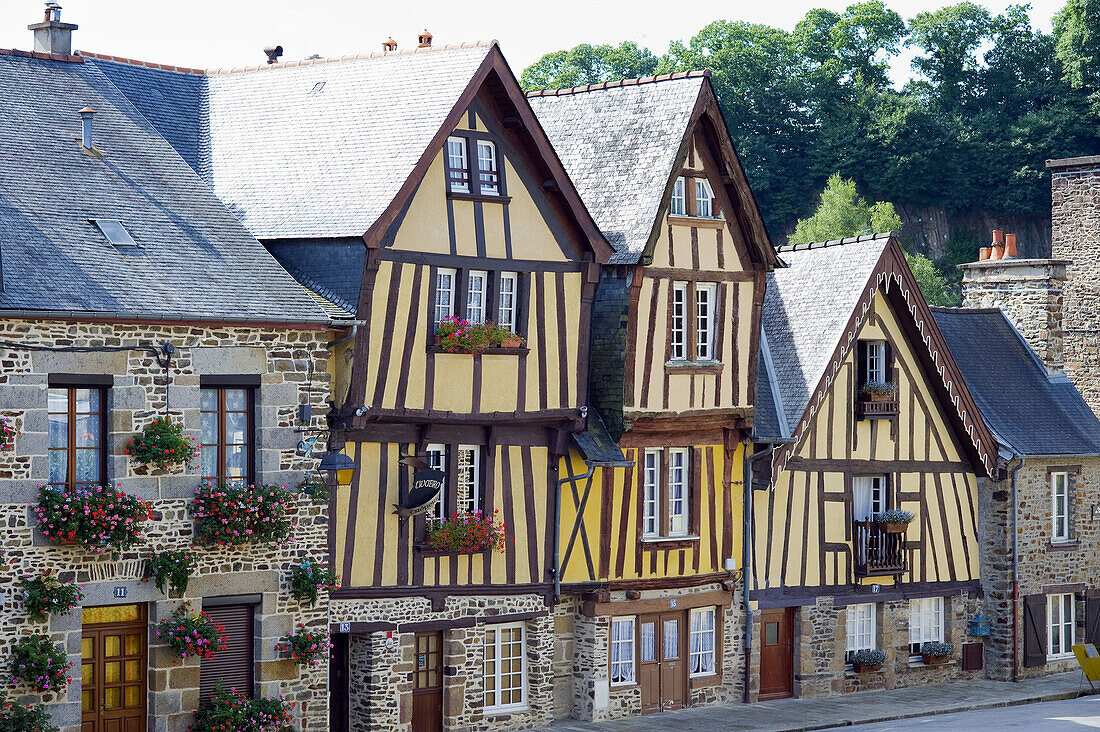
[754,234,891,439]
[573,408,633,467]
[527,74,707,265]
[933,309,1100,456]
[0,53,331,322]
[89,43,496,240]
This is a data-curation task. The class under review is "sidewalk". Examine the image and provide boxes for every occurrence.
[536,672,1090,732]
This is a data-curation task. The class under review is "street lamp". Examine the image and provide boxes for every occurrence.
[319,448,356,487]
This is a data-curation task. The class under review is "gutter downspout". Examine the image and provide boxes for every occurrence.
[1009,455,1025,682]
[742,438,784,703]
[554,460,596,601]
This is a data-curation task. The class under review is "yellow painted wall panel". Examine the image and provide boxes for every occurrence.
[381,265,418,410]
[432,354,474,413]
[541,273,562,410]
[483,205,508,260]
[390,155,451,255]
[563,272,581,405]
[480,355,519,413]
[697,228,720,271]
[451,200,478,257]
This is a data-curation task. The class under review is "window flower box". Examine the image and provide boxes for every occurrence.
[192,684,294,732]
[856,381,899,418]
[192,481,294,547]
[850,648,886,673]
[920,641,952,664]
[34,484,153,556]
[874,509,914,534]
[434,316,524,354]
[425,510,507,553]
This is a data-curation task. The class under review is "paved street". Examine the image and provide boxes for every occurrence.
[537,672,1091,732]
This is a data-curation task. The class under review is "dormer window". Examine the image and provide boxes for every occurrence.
[446,137,470,194]
[865,340,887,384]
[477,140,500,196]
[695,179,715,218]
[671,177,686,216]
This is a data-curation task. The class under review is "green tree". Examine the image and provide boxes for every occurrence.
[1055,0,1100,115]
[518,42,659,91]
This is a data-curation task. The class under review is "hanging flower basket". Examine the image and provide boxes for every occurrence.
[192,481,294,547]
[125,417,196,472]
[156,604,227,662]
[8,634,72,693]
[289,560,338,607]
[425,510,507,553]
[275,625,332,668]
[34,484,154,555]
[192,684,294,732]
[19,570,82,620]
[143,550,198,595]
[0,416,19,451]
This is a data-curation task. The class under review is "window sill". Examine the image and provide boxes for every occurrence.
[908,658,956,669]
[448,191,512,204]
[610,681,638,690]
[1047,540,1080,552]
[1047,653,1076,662]
[642,535,700,550]
[665,360,723,375]
[414,542,491,558]
[484,705,528,717]
[845,665,884,676]
[668,215,725,229]
[689,673,722,689]
[427,345,529,356]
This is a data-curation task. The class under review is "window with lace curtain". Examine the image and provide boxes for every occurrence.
[610,617,635,685]
[689,607,716,677]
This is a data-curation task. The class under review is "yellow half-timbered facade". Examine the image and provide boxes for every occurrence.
[750,234,998,700]
[530,72,776,721]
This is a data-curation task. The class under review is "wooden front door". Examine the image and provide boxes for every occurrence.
[759,607,794,700]
[329,633,350,732]
[81,605,147,732]
[638,612,686,714]
[412,632,443,732]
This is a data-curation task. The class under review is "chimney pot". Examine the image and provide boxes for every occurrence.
[263,45,284,64]
[29,2,76,56]
[979,247,991,261]
[383,37,397,52]
[78,106,95,150]
[1004,233,1018,258]
[992,229,1004,244]
[418,29,433,48]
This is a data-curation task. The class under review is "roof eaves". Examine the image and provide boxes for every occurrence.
[0,308,335,327]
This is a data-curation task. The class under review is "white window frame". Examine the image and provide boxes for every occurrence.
[866,340,887,384]
[689,607,716,677]
[434,268,456,325]
[695,283,717,361]
[456,444,481,514]
[483,622,527,712]
[668,448,688,536]
[466,270,488,324]
[498,272,518,333]
[695,178,715,218]
[446,136,469,193]
[853,475,887,522]
[609,617,636,686]
[846,603,877,656]
[642,450,660,537]
[908,597,944,657]
[477,139,500,196]
[670,282,687,361]
[670,177,686,216]
[425,444,447,520]
[1052,472,1070,543]
[1048,593,1075,660]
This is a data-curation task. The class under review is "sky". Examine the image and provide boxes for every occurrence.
[0,0,1068,83]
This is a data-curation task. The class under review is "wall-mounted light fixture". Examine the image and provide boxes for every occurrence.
[319,448,355,487]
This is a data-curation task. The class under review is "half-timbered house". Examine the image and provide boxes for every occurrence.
[529,72,777,720]
[750,234,998,700]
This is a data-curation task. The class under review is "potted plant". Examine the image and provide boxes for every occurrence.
[289,560,338,607]
[0,415,19,451]
[850,648,886,672]
[874,509,914,533]
[860,382,898,402]
[434,317,521,353]
[192,684,294,732]
[34,484,154,556]
[298,475,329,504]
[124,417,197,472]
[19,570,82,620]
[275,625,332,667]
[156,604,227,662]
[192,481,294,547]
[8,634,72,693]
[920,640,952,665]
[424,510,507,553]
[143,549,199,595]
[0,693,59,732]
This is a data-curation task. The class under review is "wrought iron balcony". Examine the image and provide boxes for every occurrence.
[853,521,907,577]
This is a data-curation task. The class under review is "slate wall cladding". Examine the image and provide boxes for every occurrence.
[0,318,332,732]
[266,238,365,314]
[960,259,1067,372]
[1052,164,1100,415]
[332,593,554,732]
[980,457,1100,680]
[587,267,633,440]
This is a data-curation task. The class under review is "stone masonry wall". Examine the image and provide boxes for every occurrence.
[1051,165,1100,414]
[0,318,333,732]
[980,457,1100,680]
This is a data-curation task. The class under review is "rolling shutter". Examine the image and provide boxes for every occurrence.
[200,604,255,698]
[1086,590,1100,646]
[1023,594,1047,668]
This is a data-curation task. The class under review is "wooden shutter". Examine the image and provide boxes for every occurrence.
[962,642,984,671]
[1023,594,1047,668]
[200,604,255,698]
[857,341,868,387]
[884,341,895,383]
[1086,590,1100,646]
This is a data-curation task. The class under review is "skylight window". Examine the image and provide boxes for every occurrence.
[91,219,138,247]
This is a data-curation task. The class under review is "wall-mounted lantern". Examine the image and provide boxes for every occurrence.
[319,448,355,487]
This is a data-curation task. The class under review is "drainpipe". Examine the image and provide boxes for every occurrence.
[553,460,595,601]
[742,438,784,702]
[1009,455,1024,682]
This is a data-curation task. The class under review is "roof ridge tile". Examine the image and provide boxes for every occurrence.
[525,68,709,98]
[0,47,84,63]
[775,230,895,253]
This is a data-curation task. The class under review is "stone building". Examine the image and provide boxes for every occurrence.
[751,234,997,700]
[0,8,343,732]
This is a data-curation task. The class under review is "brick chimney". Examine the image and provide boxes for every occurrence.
[28,3,77,56]
[960,230,1068,373]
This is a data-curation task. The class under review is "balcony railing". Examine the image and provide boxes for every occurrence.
[853,521,907,577]
[856,398,899,419]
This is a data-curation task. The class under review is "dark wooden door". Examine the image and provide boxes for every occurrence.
[638,615,661,714]
[412,632,443,732]
[759,607,794,700]
[330,633,350,732]
[659,612,686,711]
[81,613,147,732]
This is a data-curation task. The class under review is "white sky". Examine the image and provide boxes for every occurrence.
[0,0,1066,84]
